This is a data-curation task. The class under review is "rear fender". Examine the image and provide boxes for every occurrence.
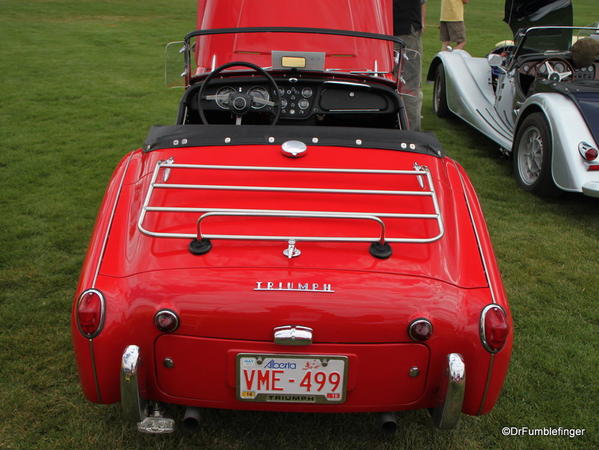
[516,93,599,193]
[448,160,513,415]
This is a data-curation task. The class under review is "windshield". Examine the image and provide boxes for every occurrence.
[182,28,400,84]
[516,26,599,55]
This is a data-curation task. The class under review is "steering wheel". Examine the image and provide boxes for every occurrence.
[197,61,281,125]
[534,58,574,83]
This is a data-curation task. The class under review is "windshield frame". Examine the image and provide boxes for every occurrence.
[513,25,599,60]
[182,27,405,86]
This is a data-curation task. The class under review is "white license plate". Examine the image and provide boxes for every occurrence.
[237,353,348,403]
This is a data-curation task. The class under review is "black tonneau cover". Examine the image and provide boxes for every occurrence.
[144,125,444,157]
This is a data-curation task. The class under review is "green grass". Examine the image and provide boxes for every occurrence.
[1,0,598,448]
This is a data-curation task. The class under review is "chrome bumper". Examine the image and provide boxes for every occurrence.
[582,181,599,198]
[431,353,466,430]
[120,345,174,434]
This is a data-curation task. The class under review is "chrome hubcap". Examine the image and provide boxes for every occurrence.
[518,126,544,185]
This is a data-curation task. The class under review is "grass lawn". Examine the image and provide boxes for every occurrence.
[1,0,597,448]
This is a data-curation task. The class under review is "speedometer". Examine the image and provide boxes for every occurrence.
[248,86,270,109]
[215,87,236,109]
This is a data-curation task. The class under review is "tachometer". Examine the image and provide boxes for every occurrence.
[248,86,270,109]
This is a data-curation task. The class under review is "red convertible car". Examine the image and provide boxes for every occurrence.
[72,0,512,434]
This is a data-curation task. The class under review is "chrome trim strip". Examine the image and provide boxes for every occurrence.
[328,109,381,112]
[92,152,134,287]
[120,345,147,422]
[454,164,501,415]
[453,164,496,304]
[88,340,102,403]
[432,353,466,429]
[323,80,371,87]
[477,354,495,416]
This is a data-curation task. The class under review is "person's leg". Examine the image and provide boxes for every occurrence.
[440,22,451,51]
[450,22,466,50]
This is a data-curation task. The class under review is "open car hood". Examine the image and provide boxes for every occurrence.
[504,0,573,34]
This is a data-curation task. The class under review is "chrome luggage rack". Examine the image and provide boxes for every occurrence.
[138,159,445,258]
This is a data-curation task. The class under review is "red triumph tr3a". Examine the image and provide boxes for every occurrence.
[72,0,512,434]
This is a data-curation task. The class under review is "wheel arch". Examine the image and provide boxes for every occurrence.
[512,103,550,153]
[426,56,444,83]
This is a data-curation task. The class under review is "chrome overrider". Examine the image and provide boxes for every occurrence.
[431,353,466,430]
[120,345,175,433]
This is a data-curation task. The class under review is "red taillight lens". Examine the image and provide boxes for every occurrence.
[579,142,598,161]
[408,318,433,341]
[154,310,180,333]
[480,305,509,353]
[76,289,105,338]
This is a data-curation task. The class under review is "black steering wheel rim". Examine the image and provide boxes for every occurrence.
[197,61,281,125]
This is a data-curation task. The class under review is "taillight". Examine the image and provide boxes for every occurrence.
[579,142,598,161]
[76,289,105,339]
[480,305,509,353]
[408,318,433,341]
[154,310,180,333]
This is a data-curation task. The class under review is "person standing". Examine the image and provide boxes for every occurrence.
[440,0,468,51]
[393,0,427,131]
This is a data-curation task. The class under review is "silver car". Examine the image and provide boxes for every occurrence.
[427,1,599,197]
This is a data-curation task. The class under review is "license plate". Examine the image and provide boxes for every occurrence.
[236,353,348,403]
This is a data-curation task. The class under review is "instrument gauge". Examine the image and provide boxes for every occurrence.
[301,87,313,98]
[215,87,236,109]
[248,86,270,109]
[554,62,566,72]
[298,99,310,110]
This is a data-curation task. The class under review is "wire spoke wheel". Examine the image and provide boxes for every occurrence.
[518,126,544,185]
[513,112,560,196]
[433,64,451,118]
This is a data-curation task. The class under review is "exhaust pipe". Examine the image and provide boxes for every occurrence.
[182,407,201,431]
[380,412,397,434]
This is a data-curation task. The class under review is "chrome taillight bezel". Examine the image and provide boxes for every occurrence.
[154,309,180,333]
[76,288,106,339]
[479,304,508,353]
[579,141,598,162]
[408,318,433,342]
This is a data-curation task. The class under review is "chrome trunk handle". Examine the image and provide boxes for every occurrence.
[273,325,313,346]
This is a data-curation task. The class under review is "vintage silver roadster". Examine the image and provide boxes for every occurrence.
[428,0,599,197]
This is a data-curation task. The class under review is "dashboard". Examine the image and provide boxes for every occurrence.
[199,77,397,121]
[518,57,598,81]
